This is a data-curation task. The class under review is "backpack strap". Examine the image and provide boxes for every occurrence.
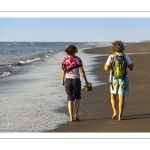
[113,53,126,66]
[113,53,125,57]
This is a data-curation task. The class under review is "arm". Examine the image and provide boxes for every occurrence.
[104,55,113,71]
[104,64,113,71]
[61,70,66,86]
[125,54,133,71]
[79,66,89,84]
[128,63,133,71]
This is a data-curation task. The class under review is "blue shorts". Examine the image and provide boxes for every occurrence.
[65,78,81,101]
[109,75,129,95]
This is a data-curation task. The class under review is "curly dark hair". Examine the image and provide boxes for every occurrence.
[111,41,125,52]
[65,45,78,56]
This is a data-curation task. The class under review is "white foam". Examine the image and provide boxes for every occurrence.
[18,60,26,64]
[44,55,49,58]
[0,71,11,78]
[18,57,41,64]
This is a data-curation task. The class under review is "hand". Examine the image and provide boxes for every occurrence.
[109,66,114,70]
[85,81,89,84]
[62,81,65,86]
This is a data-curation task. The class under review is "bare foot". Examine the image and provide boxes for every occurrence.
[74,117,79,121]
[112,114,117,119]
[69,117,74,122]
[118,116,121,121]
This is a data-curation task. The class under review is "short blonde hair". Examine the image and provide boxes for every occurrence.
[111,41,125,52]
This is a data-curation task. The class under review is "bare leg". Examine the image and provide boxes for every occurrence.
[68,100,73,121]
[110,93,117,119]
[118,94,125,120]
[74,99,80,120]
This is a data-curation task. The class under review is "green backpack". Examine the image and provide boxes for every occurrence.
[111,53,127,79]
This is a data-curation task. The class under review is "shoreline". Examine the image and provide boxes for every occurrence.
[0,51,69,132]
[50,42,150,132]
[0,45,106,132]
[1,42,150,132]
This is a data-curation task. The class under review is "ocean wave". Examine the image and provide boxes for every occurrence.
[0,71,11,78]
[0,52,53,78]
[49,50,53,53]
[44,55,49,58]
[17,57,41,65]
[86,42,111,46]
[0,42,111,79]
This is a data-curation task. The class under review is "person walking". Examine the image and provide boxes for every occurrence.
[62,45,89,122]
[104,41,133,120]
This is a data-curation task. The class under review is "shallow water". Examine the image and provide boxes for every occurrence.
[0,46,107,132]
[0,42,111,78]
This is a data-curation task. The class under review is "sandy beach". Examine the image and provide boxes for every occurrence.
[50,42,150,132]
[0,51,69,132]
[1,42,150,133]
[0,44,104,132]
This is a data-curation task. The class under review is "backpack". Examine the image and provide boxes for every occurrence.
[111,53,127,79]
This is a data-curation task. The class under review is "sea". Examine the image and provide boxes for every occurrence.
[0,42,111,132]
[0,42,111,78]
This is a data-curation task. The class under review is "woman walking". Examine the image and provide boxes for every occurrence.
[104,41,133,120]
[62,45,89,122]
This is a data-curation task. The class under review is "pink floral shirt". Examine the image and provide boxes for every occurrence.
[62,56,82,79]
[62,56,82,72]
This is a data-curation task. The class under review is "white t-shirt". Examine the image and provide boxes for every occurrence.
[105,53,132,75]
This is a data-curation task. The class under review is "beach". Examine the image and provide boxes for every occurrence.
[50,42,150,132]
[0,42,106,132]
[0,50,69,132]
[1,42,150,132]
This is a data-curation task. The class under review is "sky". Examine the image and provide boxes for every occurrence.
[0,18,150,42]
[1,0,150,43]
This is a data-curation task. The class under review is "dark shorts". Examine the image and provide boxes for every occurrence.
[65,78,81,101]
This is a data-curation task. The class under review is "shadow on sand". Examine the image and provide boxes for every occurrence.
[122,113,150,120]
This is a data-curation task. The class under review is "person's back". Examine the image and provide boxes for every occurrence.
[104,41,133,120]
[62,55,82,79]
[61,45,89,122]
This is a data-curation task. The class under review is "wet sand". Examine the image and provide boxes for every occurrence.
[50,42,150,132]
[0,51,69,132]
